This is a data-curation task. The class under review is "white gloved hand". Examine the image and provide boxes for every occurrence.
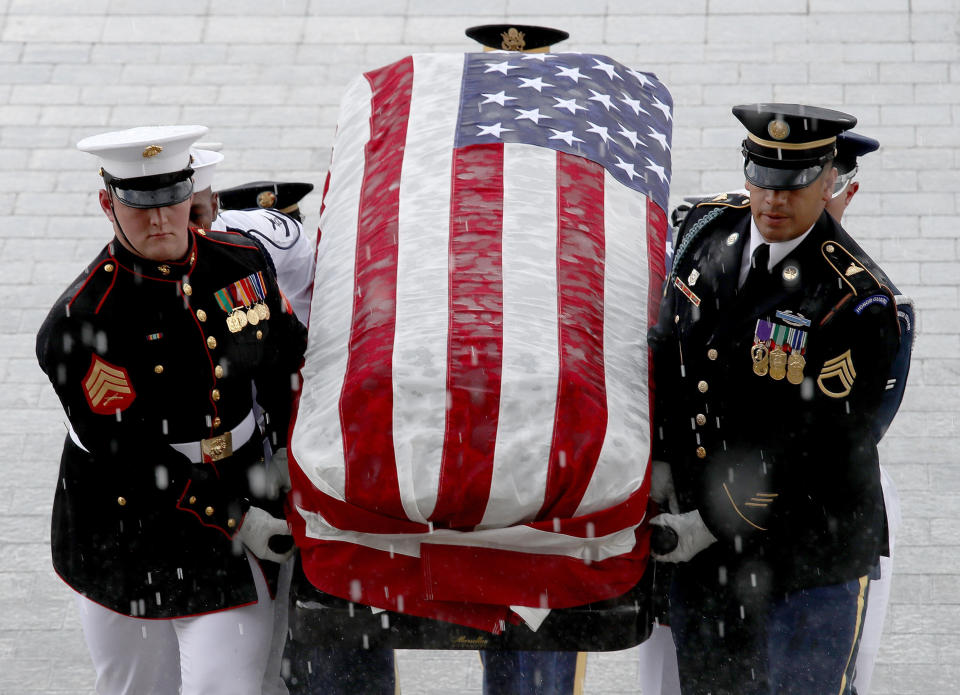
[649,510,718,563]
[237,506,296,564]
[649,460,679,514]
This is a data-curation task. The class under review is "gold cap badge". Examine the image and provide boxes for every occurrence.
[257,191,277,208]
[767,120,790,141]
[501,27,525,51]
[142,144,163,158]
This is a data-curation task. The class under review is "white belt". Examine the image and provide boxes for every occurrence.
[66,410,258,463]
[170,410,258,463]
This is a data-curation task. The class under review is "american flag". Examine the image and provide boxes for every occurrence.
[288,52,671,632]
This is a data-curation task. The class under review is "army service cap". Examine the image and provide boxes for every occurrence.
[77,125,208,209]
[834,131,879,176]
[465,24,569,53]
[189,147,225,192]
[831,130,879,198]
[733,103,856,190]
[217,180,314,216]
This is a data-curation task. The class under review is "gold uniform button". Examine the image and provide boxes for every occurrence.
[707,349,718,361]
[207,336,217,349]
[214,365,224,378]
[696,413,707,426]
[153,364,164,374]
[256,330,263,340]
[697,380,708,393]
[825,244,835,253]
[674,315,680,324]
[211,389,221,401]
[696,446,707,459]
[227,518,237,529]
[212,417,222,429]
[117,496,127,506]
[104,263,115,273]
[189,496,197,504]
[205,506,215,517]
[183,283,193,296]
[197,309,207,322]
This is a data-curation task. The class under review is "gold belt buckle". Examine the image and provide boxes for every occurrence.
[201,431,233,462]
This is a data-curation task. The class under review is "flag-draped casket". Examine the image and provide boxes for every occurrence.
[288,52,672,633]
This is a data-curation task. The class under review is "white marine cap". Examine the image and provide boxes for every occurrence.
[190,147,225,192]
[77,125,208,180]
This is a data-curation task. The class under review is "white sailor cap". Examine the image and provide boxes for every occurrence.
[190,147,224,192]
[77,125,208,208]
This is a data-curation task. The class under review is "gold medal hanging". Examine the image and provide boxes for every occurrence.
[785,325,808,385]
[751,319,773,377]
[246,306,260,326]
[751,342,769,376]
[256,302,269,321]
[768,323,788,381]
[226,313,240,333]
[787,351,806,385]
[769,347,787,380]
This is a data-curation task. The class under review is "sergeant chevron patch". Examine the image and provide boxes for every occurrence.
[83,355,136,414]
[817,349,856,399]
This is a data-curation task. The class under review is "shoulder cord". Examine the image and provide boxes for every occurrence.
[665,206,725,294]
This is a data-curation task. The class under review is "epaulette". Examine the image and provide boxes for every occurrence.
[194,228,260,250]
[66,259,117,315]
[820,240,887,298]
[692,191,751,209]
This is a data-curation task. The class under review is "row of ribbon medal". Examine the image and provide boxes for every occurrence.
[214,271,271,333]
[751,312,811,385]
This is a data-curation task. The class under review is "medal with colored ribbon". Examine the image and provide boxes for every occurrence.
[785,326,808,384]
[769,323,789,381]
[215,271,270,333]
[751,319,772,376]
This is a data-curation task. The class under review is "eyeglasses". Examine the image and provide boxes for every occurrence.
[832,165,858,198]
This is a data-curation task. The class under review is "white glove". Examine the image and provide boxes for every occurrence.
[649,460,679,514]
[237,506,296,564]
[649,510,717,563]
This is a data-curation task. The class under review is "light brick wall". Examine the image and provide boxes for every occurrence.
[1,1,957,693]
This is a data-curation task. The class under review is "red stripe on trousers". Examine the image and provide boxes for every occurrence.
[339,58,412,517]
[537,152,608,521]
[429,143,505,529]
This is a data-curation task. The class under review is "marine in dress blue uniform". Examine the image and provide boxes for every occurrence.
[36,126,307,695]
[648,105,902,695]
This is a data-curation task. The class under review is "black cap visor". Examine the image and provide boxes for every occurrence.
[744,159,827,190]
[104,169,195,209]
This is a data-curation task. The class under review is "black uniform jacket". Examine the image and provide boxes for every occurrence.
[37,229,307,618]
[649,195,901,593]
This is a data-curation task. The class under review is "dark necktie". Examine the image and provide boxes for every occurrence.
[740,243,770,296]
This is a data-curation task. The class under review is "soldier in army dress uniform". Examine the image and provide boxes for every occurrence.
[36,125,307,695]
[647,105,903,695]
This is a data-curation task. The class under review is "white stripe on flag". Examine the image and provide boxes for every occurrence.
[480,143,561,529]
[576,170,651,516]
[291,75,373,501]
[296,504,641,562]
[393,53,465,523]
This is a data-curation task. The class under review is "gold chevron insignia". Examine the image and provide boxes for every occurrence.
[745,492,779,507]
[817,349,856,398]
[83,355,136,413]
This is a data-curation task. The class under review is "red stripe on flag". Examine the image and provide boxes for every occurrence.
[538,152,608,521]
[339,58,412,517]
[430,143,505,529]
[645,199,669,328]
[645,198,669,455]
